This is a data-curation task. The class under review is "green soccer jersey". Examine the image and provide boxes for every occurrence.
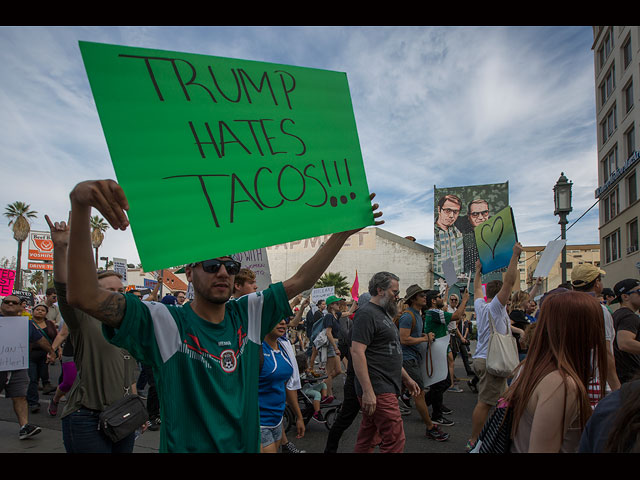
[424,309,452,340]
[102,282,292,453]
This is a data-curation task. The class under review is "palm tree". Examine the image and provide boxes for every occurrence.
[4,201,37,290]
[90,215,109,266]
[315,272,350,297]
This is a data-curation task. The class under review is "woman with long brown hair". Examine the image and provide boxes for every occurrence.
[503,289,608,453]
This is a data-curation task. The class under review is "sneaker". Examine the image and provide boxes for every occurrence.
[431,416,454,426]
[148,416,161,431]
[441,405,453,415]
[281,441,306,453]
[447,385,463,392]
[465,439,477,453]
[467,380,478,393]
[30,404,40,414]
[48,399,59,417]
[426,425,449,442]
[399,394,412,409]
[19,424,42,440]
[320,395,335,404]
[312,411,326,423]
[398,402,412,416]
[42,383,57,395]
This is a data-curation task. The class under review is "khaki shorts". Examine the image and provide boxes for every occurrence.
[472,357,507,406]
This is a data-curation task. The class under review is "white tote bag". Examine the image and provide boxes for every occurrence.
[486,312,519,377]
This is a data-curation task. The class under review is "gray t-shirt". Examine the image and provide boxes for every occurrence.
[398,307,424,362]
[351,301,403,397]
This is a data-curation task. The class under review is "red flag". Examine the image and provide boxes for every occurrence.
[351,270,359,301]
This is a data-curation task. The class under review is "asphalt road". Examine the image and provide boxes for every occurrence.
[0,342,479,453]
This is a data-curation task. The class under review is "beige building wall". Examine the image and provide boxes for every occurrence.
[593,26,640,285]
[266,227,434,297]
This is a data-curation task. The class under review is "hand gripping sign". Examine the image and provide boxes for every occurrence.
[80,41,374,272]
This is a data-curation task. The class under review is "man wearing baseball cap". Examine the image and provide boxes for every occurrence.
[571,263,621,396]
[611,279,640,384]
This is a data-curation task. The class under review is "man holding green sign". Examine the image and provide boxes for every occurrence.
[64,179,382,453]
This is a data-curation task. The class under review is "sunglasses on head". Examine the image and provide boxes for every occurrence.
[196,259,242,275]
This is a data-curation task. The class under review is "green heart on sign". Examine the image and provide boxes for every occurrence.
[480,216,504,259]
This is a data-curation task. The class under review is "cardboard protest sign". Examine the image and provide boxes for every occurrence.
[231,248,272,291]
[112,257,128,284]
[0,316,29,371]
[0,269,16,296]
[474,206,517,274]
[311,286,335,303]
[533,240,567,279]
[441,258,459,286]
[79,41,374,271]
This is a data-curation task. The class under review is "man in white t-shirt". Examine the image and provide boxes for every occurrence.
[466,242,522,452]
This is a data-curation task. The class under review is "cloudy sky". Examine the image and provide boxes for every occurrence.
[0,26,600,272]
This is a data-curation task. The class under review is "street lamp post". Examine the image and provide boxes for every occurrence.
[553,172,573,284]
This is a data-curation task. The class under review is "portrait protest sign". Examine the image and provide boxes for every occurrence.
[0,269,16,296]
[433,183,509,278]
[79,41,374,272]
[474,206,518,274]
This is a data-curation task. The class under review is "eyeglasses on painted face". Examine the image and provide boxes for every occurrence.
[470,210,489,218]
[197,259,242,275]
[441,208,460,216]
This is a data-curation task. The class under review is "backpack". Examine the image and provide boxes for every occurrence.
[394,309,417,331]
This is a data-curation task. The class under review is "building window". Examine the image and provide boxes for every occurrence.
[603,187,619,223]
[628,218,639,254]
[602,145,618,183]
[599,28,615,69]
[604,229,621,264]
[600,64,616,106]
[601,105,617,144]
[623,36,632,70]
[628,171,638,205]
[624,80,634,113]
[626,125,636,160]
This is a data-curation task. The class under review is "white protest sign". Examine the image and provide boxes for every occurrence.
[422,337,449,388]
[0,316,29,371]
[442,258,459,286]
[231,248,272,291]
[311,286,335,303]
[533,240,567,279]
[113,257,128,284]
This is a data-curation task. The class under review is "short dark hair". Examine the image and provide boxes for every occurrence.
[438,194,462,210]
[485,280,503,300]
[572,277,599,292]
[425,290,441,308]
[46,287,57,296]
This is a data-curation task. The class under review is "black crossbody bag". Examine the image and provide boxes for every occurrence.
[98,354,149,443]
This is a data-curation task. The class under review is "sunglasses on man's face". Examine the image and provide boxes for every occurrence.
[198,259,242,275]
[2,300,20,306]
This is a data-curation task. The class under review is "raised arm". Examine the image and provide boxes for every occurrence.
[282,193,383,300]
[496,242,523,306]
[66,180,130,329]
[452,290,470,321]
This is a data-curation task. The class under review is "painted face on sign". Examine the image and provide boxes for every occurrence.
[468,201,490,228]
[437,199,461,230]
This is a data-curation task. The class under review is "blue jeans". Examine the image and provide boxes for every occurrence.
[62,408,135,453]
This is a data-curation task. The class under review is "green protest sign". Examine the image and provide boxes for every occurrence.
[79,41,374,271]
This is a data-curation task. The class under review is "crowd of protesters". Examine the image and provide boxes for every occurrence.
[2,179,640,453]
